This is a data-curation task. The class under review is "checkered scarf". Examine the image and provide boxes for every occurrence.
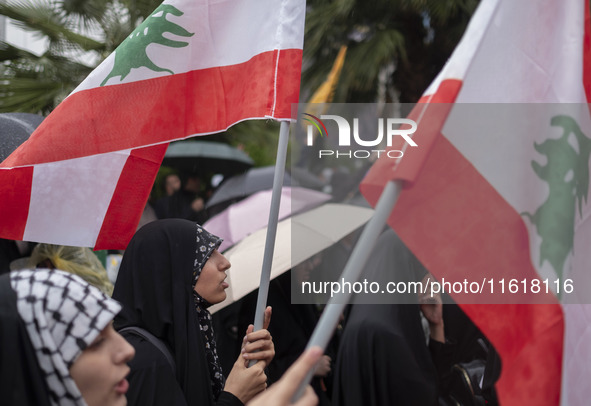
[10,269,121,406]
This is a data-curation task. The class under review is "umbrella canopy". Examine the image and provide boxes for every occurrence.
[162,140,254,176]
[0,113,45,162]
[209,203,374,313]
[203,186,331,252]
[206,166,293,213]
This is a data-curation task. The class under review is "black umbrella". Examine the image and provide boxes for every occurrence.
[205,166,293,215]
[162,140,254,176]
[0,113,45,162]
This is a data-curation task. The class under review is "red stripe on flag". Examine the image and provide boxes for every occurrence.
[360,79,462,197]
[361,75,564,404]
[361,133,563,405]
[370,79,463,184]
[273,48,304,117]
[2,48,302,168]
[94,144,168,250]
[0,167,33,240]
[418,79,463,104]
[463,304,563,406]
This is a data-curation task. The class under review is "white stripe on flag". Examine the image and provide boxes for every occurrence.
[23,150,131,247]
[456,0,586,103]
[424,0,500,96]
[74,0,306,92]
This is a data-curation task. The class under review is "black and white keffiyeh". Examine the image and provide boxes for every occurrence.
[10,269,121,406]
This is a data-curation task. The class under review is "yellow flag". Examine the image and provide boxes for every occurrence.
[308,45,347,104]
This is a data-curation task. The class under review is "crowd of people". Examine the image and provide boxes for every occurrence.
[0,166,501,406]
[0,219,321,406]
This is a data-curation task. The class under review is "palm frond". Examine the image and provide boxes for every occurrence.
[0,77,65,113]
[59,0,109,22]
[0,41,42,62]
[303,0,477,103]
[345,29,406,92]
[0,1,105,52]
[118,0,162,21]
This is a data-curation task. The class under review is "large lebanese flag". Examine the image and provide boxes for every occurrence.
[361,0,591,405]
[0,0,305,249]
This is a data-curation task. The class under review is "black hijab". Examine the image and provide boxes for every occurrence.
[113,219,224,405]
[0,272,52,406]
[333,229,439,406]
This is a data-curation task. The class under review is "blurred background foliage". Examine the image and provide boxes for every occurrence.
[0,0,478,167]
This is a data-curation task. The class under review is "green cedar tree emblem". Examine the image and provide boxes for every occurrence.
[101,4,194,86]
[523,115,591,278]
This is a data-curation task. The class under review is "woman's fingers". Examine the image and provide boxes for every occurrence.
[242,338,273,353]
[243,349,274,361]
[263,306,272,330]
[292,386,318,406]
[275,347,323,401]
[245,348,322,406]
[244,329,271,342]
[241,324,256,349]
[242,326,275,367]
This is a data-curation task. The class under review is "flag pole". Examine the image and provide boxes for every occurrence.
[292,179,402,400]
[251,120,290,337]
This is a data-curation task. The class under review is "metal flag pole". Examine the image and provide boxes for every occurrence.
[292,179,402,400]
[250,120,290,341]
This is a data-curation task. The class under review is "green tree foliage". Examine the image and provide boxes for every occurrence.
[303,0,479,103]
[0,0,161,114]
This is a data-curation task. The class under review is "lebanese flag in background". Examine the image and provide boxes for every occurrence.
[0,0,305,249]
[361,0,591,405]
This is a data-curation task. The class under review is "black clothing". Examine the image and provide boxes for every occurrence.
[0,273,52,406]
[121,332,241,406]
[238,273,334,405]
[333,229,438,406]
[333,229,499,406]
[154,189,207,223]
[113,219,240,406]
[333,302,439,406]
[212,302,243,376]
[0,238,20,275]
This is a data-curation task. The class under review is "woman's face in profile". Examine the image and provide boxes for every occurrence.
[69,323,135,406]
[194,250,231,304]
